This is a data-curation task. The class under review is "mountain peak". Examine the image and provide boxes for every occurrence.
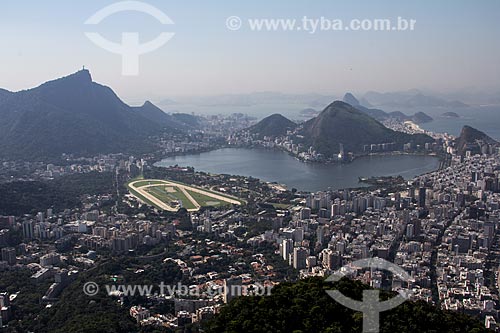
[459,125,496,143]
[300,101,433,155]
[142,100,158,108]
[61,69,92,84]
[462,125,475,132]
[342,93,360,106]
[328,100,352,108]
[75,68,92,80]
[323,100,361,114]
[38,69,93,92]
[267,113,291,120]
[0,70,205,160]
[456,125,498,155]
[249,113,296,137]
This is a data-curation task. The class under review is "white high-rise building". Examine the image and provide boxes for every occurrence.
[281,239,293,261]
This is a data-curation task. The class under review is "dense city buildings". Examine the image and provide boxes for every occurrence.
[1,117,499,331]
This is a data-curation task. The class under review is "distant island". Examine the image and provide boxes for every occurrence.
[442,111,460,118]
[299,108,320,118]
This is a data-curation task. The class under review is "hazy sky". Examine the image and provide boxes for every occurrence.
[1,0,500,102]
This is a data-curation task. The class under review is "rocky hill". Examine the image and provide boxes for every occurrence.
[0,70,194,160]
[249,113,297,137]
[299,101,433,156]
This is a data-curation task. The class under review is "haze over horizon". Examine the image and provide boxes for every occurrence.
[1,0,500,103]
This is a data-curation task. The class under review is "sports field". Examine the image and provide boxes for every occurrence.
[127,179,243,211]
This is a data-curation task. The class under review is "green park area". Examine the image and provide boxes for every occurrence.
[144,185,198,210]
[127,179,243,211]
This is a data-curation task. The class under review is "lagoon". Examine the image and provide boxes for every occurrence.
[156,148,440,192]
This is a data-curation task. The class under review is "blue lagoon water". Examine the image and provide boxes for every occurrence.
[156,148,440,192]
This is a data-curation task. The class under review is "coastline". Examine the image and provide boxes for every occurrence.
[219,143,445,167]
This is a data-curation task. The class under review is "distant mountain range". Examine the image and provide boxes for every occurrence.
[157,90,472,112]
[249,101,433,156]
[342,93,434,124]
[0,70,200,160]
[2,70,487,161]
[426,89,500,106]
[363,90,469,109]
[456,125,498,155]
[159,92,336,109]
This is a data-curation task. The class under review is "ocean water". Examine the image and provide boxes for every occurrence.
[415,106,500,140]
